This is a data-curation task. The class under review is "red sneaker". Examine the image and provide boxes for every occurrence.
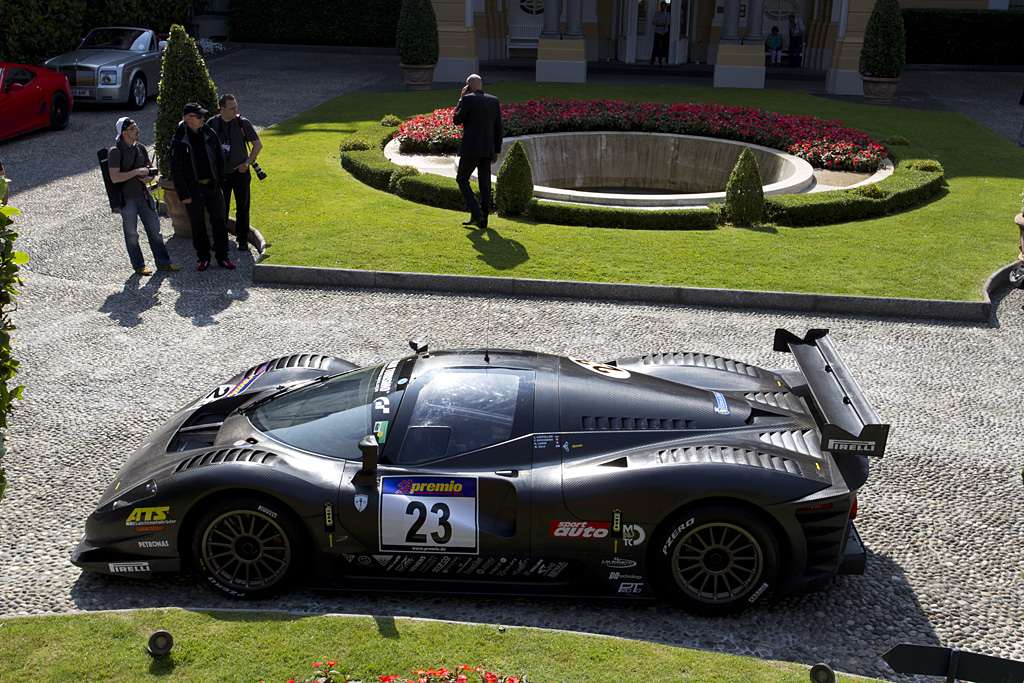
[217,258,236,270]
[197,260,210,271]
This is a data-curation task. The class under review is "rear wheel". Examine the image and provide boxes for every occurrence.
[128,74,147,110]
[49,92,70,130]
[191,497,301,598]
[652,505,779,615]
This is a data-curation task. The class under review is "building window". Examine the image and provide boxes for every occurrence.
[520,0,544,14]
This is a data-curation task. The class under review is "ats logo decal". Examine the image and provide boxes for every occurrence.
[108,561,151,573]
[551,521,610,538]
[827,439,876,452]
[126,507,173,526]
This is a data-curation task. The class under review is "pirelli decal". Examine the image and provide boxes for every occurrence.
[826,438,876,452]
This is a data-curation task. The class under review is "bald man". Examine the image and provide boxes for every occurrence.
[453,73,503,228]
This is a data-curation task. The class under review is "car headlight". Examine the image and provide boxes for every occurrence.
[98,68,119,86]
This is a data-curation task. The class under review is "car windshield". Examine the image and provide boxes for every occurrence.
[80,28,148,50]
[251,366,382,459]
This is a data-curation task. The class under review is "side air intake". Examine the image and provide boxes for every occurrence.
[640,352,759,377]
[759,430,821,457]
[744,391,808,413]
[175,448,279,473]
[244,354,336,377]
[657,445,800,475]
[582,416,692,430]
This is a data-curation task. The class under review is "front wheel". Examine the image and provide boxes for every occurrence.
[49,92,70,130]
[191,497,302,598]
[652,505,779,615]
[128,74,147,110]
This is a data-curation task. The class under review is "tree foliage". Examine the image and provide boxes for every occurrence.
[494,141,534,216]
[0,185,27,504]
[859,0,906,78]
[154,24,218,179]
[724,148,764,226]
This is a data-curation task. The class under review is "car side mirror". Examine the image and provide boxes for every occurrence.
[158,40,168,51]
[352,434,379,486]
[7,83,24,93]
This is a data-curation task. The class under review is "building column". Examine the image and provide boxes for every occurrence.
[564,0,584,39]
[825,0,873,94]
[720,0,742,44]
[433,0,479,82]
[536,0,587,82]
[541,0,563,38]
[743,0,765,46]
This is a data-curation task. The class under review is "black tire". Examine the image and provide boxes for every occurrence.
[192,497,301,598]
[652,505,779,615]
[49,92,70,130]
[128,73,147,110]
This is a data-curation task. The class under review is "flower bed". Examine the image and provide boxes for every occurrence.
[395,99,886,172]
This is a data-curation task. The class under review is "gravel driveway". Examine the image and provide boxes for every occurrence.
[0,50,1022,681]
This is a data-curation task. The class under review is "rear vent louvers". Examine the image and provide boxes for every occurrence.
[582,416,691,430]
[640,352,758,376]
[759,430,821,456]
[796,505,850,580]
[175,448,279,473]
[744,391,807,413]
[244,354,332,377]
[657,445,800,475]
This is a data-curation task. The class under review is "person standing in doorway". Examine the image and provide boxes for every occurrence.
[651,2,671,65]
[788,12,805,67]
[453,74,503,229]
[208,94,262,251]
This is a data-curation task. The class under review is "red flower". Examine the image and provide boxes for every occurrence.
[380,676,399,682]
[483,672,498,683]
[328,661,339,667]
[313,663,323,668]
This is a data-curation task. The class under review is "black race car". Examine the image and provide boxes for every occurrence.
[72,329,888,614]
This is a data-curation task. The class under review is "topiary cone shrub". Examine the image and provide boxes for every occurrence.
[155,24,219,179]
[494,141,534,216]
[859,0,906,78]
[397,0,439,65]
[724,148,764,226]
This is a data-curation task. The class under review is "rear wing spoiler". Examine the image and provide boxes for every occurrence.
[774,329,889,458]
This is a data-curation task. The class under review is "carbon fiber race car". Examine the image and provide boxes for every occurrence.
[72,329,888,615]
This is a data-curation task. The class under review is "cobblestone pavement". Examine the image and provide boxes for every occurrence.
[0,51,1022,681]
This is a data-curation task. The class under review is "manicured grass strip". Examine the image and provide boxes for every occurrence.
[251,83,1024,301]
[0,609,882,683]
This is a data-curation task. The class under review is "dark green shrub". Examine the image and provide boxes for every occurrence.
[0,199,27,503]
[340,137,371,152]
[723,148,764,226]
[494,141,534,216]
[0,0,83,65]
[526,201,720,231]
[381,115,402,127]
[154,24,218,179]
[340,150,399,191]
[903,159,944,173]
[885,135,910,146]
[229,0,400,46]
[860,0,906,77]
[396,174,470,212]
[396,0,439,65]
[903,9,1024,66]
[851,184,886,199]
[388,165,421,193]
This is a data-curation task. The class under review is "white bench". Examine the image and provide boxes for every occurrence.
[506,24,543,58]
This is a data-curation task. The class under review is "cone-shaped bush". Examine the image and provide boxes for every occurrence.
[155,24,219,179]
[397,0,439,65]
[724,148,764,226]
[494,141,534,216]
[859,0,906,78]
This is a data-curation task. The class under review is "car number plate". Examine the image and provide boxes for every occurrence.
[70,88,92,97]
[379,476,479,554]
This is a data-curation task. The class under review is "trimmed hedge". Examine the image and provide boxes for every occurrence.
[396,174,470,212]
[903,9,1024,66]
[764,160,945,227]
[340,149,396,191]
[526,201,721,231]
[229,0,400,46]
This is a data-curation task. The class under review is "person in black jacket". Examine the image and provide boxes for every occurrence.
[453,74,503,229]
[169,102,235,271]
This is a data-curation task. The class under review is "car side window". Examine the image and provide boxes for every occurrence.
[398,368,534,464]
[5,68,34,92]
[130,33,150,51]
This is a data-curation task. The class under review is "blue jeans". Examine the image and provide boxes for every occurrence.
[121,196,172,270]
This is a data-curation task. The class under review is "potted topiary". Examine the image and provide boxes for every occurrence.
[723,148,764,227]
[396,0,439,91]
[154,23,219,236]
[858,0,906,105]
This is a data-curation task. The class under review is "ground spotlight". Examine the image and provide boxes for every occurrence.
[809,663,835,683]
[147,630,173,657]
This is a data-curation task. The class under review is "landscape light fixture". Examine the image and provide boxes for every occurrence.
[147,630,173,657]
[809,663,836,683]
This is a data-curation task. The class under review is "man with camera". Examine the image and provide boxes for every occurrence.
[108,116,180,275]
[208,94,263,251]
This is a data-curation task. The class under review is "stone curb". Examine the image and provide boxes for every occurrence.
[252,261,1021,323]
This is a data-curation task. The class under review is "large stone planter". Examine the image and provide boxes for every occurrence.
[401,63,436,91]
[861,75,901,106]
[158,177,192,238]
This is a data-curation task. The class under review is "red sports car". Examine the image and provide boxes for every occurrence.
[0,62,73,141]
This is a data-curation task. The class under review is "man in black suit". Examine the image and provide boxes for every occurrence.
[453,73,503,228]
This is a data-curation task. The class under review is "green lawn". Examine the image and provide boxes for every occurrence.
[0,609,882,683]
[250,83,1024,301]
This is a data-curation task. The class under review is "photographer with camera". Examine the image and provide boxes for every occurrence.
[108,117,180,275]
[208,94,263,251]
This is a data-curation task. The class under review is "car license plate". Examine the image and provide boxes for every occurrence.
[70,88,92,97]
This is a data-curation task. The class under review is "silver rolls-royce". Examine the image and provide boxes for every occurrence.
[44,27,165,110]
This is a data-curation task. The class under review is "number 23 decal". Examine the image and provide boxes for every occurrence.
[380,477,478,554]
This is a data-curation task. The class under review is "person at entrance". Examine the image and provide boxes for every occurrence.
[453,74,503,229]
[788,13,805,67]
[651,2,671,65]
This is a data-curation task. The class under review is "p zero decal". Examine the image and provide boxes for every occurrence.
[379,476,478,554]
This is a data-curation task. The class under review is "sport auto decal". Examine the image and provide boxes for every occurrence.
[551,521,609,538]
[569,358,630,379]
[126,507,173,526]
[379,476,478,553]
